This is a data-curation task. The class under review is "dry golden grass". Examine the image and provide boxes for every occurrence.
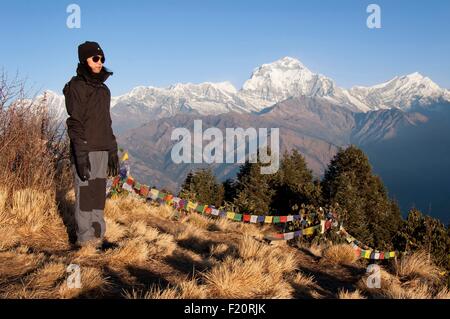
[128,220,151,238]
[26,262,66,289]
[238,235,271,260]
[382,281,432,299]
[58,267,111,299]
[175,223,203,240]
[201,256,294,299]
[71,245,104,267]
[292,272,316,288]
[141,230,177,258]
[338,289,366,299]
[123,274,210,299]
[124,286,180,299]
[307,244,324,258]
[393,251,442,283]
[0,254,67,298]
[176,279,209,298]
[174,224,212,253]
[0,226,20,250]
[229,222,266,240]
[0,249,46,285]
[0,187,9,223]
[106,239,150,267]
[357,262,449,299]
[0,188,70,252]
[357,266,398,298]
[210,217,233,232]
[105,196,147,223]
[435,287,450,299]
[322,244,359,265]
[104,217,127,242]
[148,203,178,220]
[104,197,127,222]
[10,189,58,229]
[288,271,319,298]
[209,243,232,258]
[181,213,212,229]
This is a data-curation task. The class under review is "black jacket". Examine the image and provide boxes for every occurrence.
[63,63,117,158]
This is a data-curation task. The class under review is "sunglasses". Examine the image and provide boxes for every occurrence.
[91,55,105,63]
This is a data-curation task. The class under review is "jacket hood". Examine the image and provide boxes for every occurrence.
[76,63,113,84]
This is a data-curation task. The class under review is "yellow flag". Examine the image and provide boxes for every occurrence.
[303,226,314,235]
[121,151,129,161]
[264,216,273,224]
[227,212,235,220]
[389,251,396,258]
[187,201,197,210]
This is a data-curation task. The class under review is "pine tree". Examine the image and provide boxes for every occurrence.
[332,171,372,242]
[222,178,237,203]
[179,168,224,207]
[270,150,321,214]
[393,209,450,270]
[233,160,275,215]
[322,145,402,248]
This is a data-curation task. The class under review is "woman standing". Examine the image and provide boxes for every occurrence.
[63,41,119,249]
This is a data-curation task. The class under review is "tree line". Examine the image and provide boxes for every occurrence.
[179,145,450,271]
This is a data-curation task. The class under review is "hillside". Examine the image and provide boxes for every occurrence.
[0,189,448,299]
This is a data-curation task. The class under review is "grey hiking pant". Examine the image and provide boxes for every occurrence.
[72,151,108,243]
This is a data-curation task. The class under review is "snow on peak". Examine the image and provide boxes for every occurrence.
[244,56,311,89]
[212,81,238,93]
[406,71,423,80]
[241,56,338,103]
[348,71,447,111]
[166,81,237,94]
[266,56,307,69]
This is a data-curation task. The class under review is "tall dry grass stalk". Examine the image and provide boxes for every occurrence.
[322,244,359,265]
[124,278,209,299]
[393,250,442,283]
[338,288,366,299]
[357,260,448,299]
[202,256,294,298]
[10,188,58,230]
[238,235,271,260]
[181,213,212,229]
[0,187,10,224]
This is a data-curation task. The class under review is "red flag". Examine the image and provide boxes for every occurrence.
[140,185,149,197]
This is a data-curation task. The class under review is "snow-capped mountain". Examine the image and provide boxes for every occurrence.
[45,56,450,131]
[238,56,364,112]
[111,81,256,116]
[41,90,67,121]
[348,72,450,111]
[17,90,68,123]
[108,56,449,126]
[238,57,450,112]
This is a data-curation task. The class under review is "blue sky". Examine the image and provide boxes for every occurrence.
[1,0,449,96]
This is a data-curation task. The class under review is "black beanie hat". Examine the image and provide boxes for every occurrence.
[78,41,105,64]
